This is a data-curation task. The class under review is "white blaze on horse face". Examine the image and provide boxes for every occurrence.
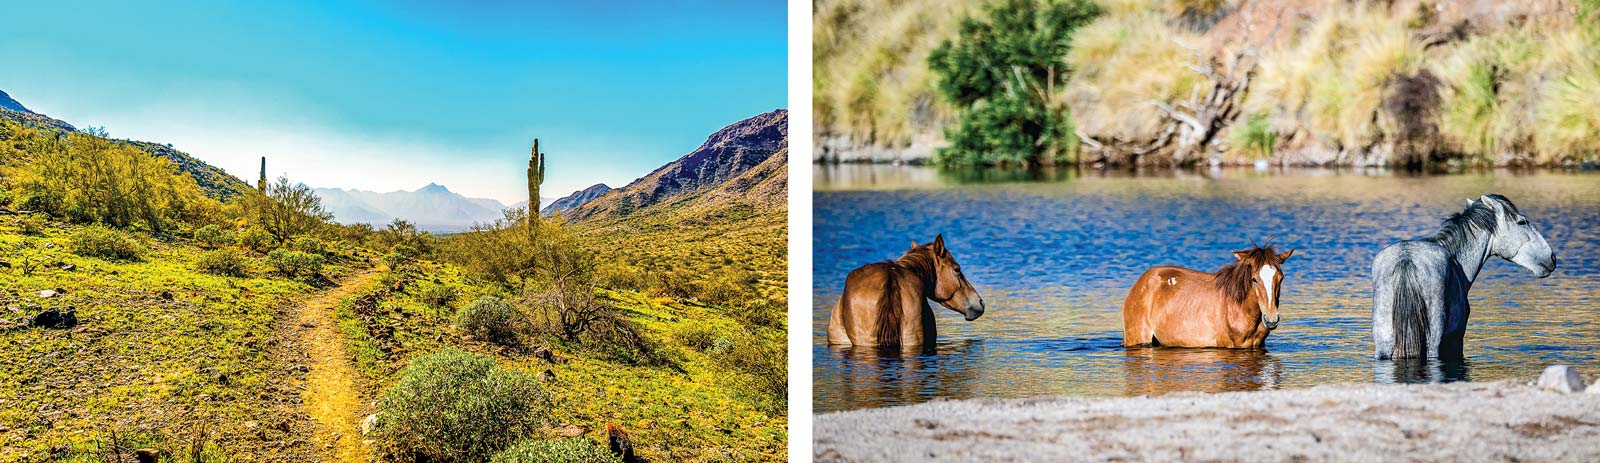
[1258,265,1278,307]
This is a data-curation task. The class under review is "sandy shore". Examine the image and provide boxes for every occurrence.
[816,380,1600,462]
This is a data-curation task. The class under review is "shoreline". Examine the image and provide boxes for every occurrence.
[816,379,1600,463]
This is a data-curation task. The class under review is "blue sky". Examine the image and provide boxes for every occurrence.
[0,1,786,203]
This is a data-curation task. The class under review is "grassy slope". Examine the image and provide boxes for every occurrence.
[0,218,369,461]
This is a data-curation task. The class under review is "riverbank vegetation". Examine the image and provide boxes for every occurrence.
[814,0,1600,167]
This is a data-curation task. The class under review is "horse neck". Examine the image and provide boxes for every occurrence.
[1430,220,1494,287]
[894,251,939,299]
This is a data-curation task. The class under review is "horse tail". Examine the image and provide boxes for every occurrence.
[1391,260,1430,359]
[875,267,904,346]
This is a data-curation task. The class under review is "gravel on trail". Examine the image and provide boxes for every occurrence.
[816,379,1600,463]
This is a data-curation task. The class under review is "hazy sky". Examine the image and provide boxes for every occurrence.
[0,1,786,203]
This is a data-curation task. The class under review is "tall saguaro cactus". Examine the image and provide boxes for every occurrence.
[527,139,545,240]
[258,157,267,193]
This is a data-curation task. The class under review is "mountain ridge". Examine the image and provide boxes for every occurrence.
[314,183,508,232]
[566,109,788,221]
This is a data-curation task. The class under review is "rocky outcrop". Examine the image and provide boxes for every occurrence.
[542,183,611,216]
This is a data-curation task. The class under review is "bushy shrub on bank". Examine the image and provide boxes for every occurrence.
[371,348,548,463]
[71,226,142,261]
[489,438,621,463]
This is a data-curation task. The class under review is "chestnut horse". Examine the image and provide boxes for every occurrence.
[1123,245,1294,348]
[827,234,986,348]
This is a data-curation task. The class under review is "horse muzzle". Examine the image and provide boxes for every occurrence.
[1262,314,1280,331]
[964,300,985,321]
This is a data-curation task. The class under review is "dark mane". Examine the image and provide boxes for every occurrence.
[1214,245,1284,303]
[1427,195,1509,254]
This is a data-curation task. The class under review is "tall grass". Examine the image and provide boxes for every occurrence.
[814,0,980,146]
[1532,25,1600,163]
[1065,11,1204,143]
[1245,3,1422,150]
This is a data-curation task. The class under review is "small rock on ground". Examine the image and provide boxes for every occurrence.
[1538,365,1587,393]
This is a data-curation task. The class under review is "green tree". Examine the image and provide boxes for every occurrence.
[243,175,333,241]
[928,0,1100,166]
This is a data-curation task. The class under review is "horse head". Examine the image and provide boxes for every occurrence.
[1477,194,1556,278]
[1230,246,1294,331]
[911,234,986,321]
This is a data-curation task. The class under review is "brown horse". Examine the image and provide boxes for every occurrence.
[827,234,985,348]
[1122,245,1294,348]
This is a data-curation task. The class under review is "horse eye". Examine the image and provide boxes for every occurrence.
[1516,218,1528,225]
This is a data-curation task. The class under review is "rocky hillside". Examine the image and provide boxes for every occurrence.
[0,89,247,197]
[541,183,610,216]
[314,183,507,232]
[566,109,788,221]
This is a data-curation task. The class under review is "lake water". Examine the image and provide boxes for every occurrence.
[813,164,1600,413]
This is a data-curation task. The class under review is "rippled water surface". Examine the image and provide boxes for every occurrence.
[813,165,1600,413]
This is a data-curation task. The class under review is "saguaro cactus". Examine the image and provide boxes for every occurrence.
[258,157,267,193]
[527,139,545,238]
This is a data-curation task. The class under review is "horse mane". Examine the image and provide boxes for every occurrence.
[1429,195,1511,253]
[874,245,939,345]
[1214,244,1284,303]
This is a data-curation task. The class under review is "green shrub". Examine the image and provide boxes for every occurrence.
[18,213,46,235]
[381,251,408,269]
[393,244,421,259]
[928,0,1101,166]
[236,225,275,252]
[372,348,547,463]
[196,248,249,277]
[414,280,458,309]
[456,295,519,344]
[193,224,231,248]
[1231,113,1278,159]
[674,323,723,352]
[71,226,142,261]
[490,438,621,463]
[715,330,787,415]
[289,236,326,255]
[266,248,325,279]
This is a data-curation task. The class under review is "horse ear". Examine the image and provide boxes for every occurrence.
[1278,249,1295,261]
[1479,194,1504,213]
[911,240,919,249]
[932,234,946,253]
[1465,198,1475,207]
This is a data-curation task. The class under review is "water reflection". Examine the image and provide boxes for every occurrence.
[1121,347,1284,395]
[1374,357,1473,384]
[814,164,1600,412]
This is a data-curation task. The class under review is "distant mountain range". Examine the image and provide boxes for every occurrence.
[566,109,788,221]
[0,90,31,113]
[314,183,514,232]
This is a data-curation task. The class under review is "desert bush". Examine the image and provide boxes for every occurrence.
[714,329,787,415]
[239,176,333,241]
[371,348,548,463]
[442,210,536,286]
[11,133,215,232]
[71,226,142,261]
[928,0,1101,165]
[1065,10,1203,145]
[414,280,458,310]
[456,295,519,344]
[236,225,275,252]
[490,438,621,463]
[193,224,231,248]
[266,248,325,279]
[528,279,659,365]
[17,213,46,235]
[674,323,724,352]
[594,262,649,292]
[196,248,249,277]
[289,236,326,255]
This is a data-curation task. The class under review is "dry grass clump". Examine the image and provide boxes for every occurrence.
[813,0,980,146]
[1244,3,1422,151]
[1065,10,1205,143]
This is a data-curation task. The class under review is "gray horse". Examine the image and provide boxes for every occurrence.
[1371,194,1556,359]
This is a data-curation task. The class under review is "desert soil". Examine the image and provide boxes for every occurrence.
[816,380,1600,463]
[295,269,378,462]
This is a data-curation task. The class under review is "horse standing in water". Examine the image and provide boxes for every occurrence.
[827,234,986,348]
[1372,194,1556,359]
[1122,245,1294,348]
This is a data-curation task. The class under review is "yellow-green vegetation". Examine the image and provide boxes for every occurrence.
[330,210,787,461]
[0,218,367,461]
[0,115,383,461]
[1064,6,1203,144]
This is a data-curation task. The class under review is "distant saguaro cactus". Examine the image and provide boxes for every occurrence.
[258,157,267,193]
[527,139,544,239]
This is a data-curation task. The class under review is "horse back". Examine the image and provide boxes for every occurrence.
[838,262,917,346]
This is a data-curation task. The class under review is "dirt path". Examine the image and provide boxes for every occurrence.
[816,380,1600,463]
[295,268,380,463]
